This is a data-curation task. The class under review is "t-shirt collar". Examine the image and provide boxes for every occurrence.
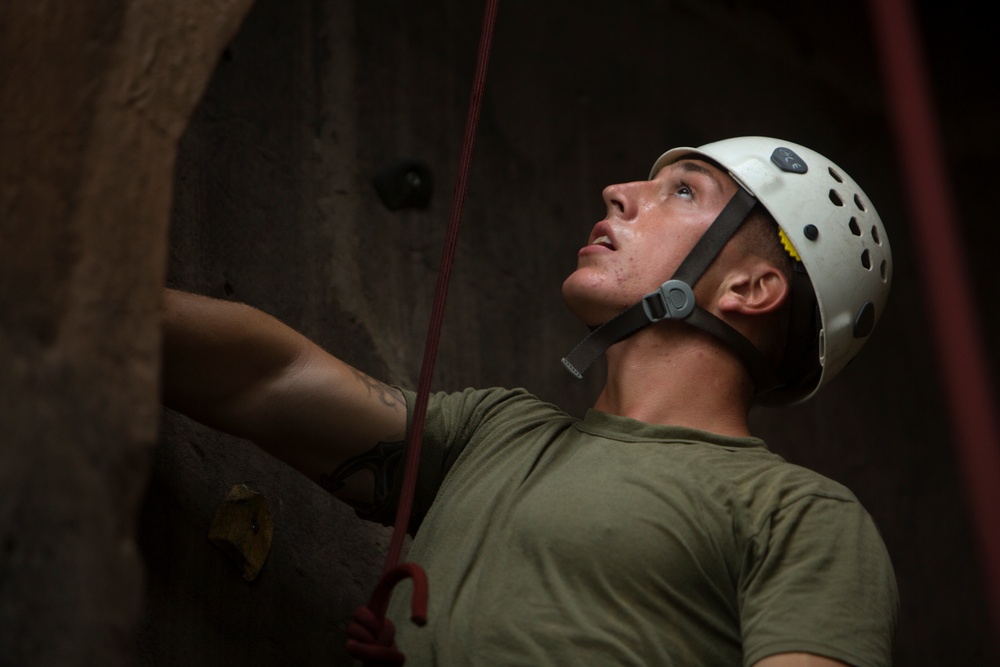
[576,408,769,450]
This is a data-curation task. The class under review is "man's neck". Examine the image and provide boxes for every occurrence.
[593,324,754,437]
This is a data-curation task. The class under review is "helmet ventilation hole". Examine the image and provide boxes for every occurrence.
[854,194,867,211]
[871,225,881,244]
[861,249,872,270]
[849,217,861,236]
[829,189,844,206]
[828,167,844,183]
[880,259,887,280]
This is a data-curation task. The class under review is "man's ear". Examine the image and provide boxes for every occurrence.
[716,260,790,316]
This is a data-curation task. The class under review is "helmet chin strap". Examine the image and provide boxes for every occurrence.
[561,186,780,394]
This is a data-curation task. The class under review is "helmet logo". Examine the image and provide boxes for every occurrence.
[770,147,808,174]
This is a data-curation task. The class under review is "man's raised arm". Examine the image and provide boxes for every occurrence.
[160,288,406,508]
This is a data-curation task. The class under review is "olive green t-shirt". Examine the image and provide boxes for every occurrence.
[381,387,897,666]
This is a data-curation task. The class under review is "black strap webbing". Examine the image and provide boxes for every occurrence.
[561,187,762,382]
[685,307,779,392]
[672,188,757,285]
[561,302,654,379]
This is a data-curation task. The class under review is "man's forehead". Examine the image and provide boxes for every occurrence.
[655,157,733,188]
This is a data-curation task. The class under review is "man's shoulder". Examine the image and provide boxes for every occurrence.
[733,455,861,522]
[755,456,857,500]
[695,447,867,547]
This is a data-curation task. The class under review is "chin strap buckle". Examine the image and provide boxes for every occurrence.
[641,280,696,322]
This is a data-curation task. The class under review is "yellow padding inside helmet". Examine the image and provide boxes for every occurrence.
[778,229,801,262]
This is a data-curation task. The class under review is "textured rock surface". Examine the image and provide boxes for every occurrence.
[0,1,253,665]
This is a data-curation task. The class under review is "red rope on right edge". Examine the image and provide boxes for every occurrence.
[867,0,1000,647]
[346,1,500,664]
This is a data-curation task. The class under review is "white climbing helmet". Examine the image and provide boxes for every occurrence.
[650,136,893,404]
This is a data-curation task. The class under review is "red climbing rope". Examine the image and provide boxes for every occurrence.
[346,1,500,663]
[867,0,1000,645]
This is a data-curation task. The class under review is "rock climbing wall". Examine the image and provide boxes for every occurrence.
[0,1,253,665]
[2,0,997,665]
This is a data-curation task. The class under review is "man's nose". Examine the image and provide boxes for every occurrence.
[602,181,641,220]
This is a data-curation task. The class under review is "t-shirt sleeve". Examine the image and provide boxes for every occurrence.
[357,386,531,532]
[739,494,899,667]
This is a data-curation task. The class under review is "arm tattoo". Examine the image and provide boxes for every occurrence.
[350,367,404,410]
[319,440,405,511]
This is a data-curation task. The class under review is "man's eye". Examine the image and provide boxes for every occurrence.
[674,184,694,199]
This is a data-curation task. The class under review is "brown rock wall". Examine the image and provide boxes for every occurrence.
[0,1,252,664]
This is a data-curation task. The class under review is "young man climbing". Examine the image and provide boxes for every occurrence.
[161,136,898,666]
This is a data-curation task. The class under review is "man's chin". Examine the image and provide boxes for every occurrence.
[560,276,587,319]
[561,281,616,328]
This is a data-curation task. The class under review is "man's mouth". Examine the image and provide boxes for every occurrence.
[590,234,615,250]
[579,221,617,256]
